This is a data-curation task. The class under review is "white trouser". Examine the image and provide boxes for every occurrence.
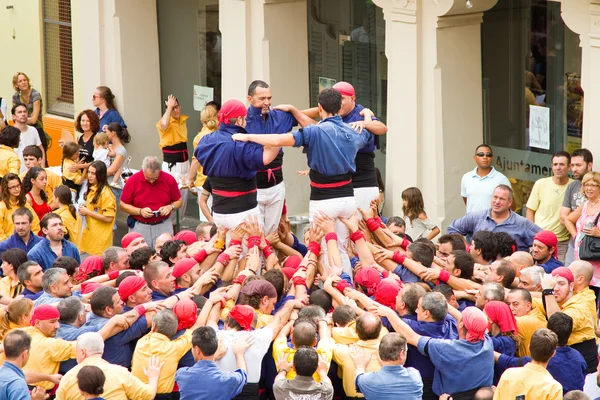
[197,190,213,222]
[353,186,380,214]
[131,218,173,249]
[214,206,262,259]
[257,182,286,235]
[162,160,190,225]
[309,196,356,276]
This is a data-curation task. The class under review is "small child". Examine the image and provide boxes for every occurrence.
[62,142,87,202]
[94,131,123,189]
[402,187,440,241]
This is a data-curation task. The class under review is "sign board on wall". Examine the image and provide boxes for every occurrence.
[493,146,553,183]
[193,85,214,111]
[528,105,550,150]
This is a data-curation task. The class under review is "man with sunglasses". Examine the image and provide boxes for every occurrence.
[461,144,510,213]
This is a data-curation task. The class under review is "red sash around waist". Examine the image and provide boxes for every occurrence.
[309,179,352,189]
[212,188,258,197]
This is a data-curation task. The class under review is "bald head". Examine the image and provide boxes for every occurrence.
[292,321,316,347]
[509,251,533,269]
[569,260,593,288]
[356,312,382,341]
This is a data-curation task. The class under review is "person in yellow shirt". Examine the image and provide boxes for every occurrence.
[0,126,21,178]
[0,174,40,240]
[56,332,162,400]
[272,319,333,382]
[188,104,218,220]
[493,328,562,400]
[78,161,116,255]
[52,185,79,244]
[332,313,383,398]
[0,297,33,341]
[507,288,547,357]
[22,304,77,391]
[541,265,597,374]
[0,248,27,298]
[131,308,204,395]
[21,145,62,207]
[157,94,190,226]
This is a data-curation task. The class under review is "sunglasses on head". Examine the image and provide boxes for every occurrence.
[476,152,493,157]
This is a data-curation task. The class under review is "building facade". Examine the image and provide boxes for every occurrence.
[1,0,599,228]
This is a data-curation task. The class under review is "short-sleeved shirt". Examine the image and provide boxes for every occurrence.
[96,108,127,130]
[356,365,423,400]
[176,359,247,400]
[461,167,511,213]
[273,375,334,400]
[13,89,43,129]
[16,126,42,173]
[0,145,20,177]
[526,177,573,241]
[156,115,189,149]
[108,145,127,185]
[215,327,273,383]
[493,363,562,400]
[404,215,438,241]
[121,170,181,224]
[79,185,116,255]
[563,180,584,211]
[0,361,30,400]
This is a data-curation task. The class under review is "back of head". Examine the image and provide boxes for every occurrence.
[129,246,156,271]
[318,88,342,114]
[144,260,168,288]
[332,305,356,327]
[401,283,427,314]
[421,292,448,321]
[309,289,332,314]
[472,231,497,262]
[482,282,506,302]
[570,260,593,286]
[519,266,544,287]
[432,283,454,302]
[52,256,79,277]
[474,387,495,400]
[452,250,474,279]
[293,347,318,377]
[495,259,517,288]
[3,329,31,359]
[563,391,592,400]
[529,328,558,363]
[293,321,317,347]
[153,309,179,339]
[438,234,466,251]
[510,251,534,269]
[547,312,573,346]
[77,365,106,397]
[90,286,117,316]
[494,232,517,258]
[57,296,84,324]
[407,242,434,267]
[263,269,285,300]
[378,332,407,362]
[101,246,122,272]
[77,332,105,356]
[356,312,382,341]
[192,326,218,356]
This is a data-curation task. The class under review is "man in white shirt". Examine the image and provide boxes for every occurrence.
[461,144,511,213]
[12,103,45,172]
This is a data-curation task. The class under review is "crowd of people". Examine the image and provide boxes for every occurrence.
[0,74,599,400]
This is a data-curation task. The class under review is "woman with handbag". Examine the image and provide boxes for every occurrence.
[565,171,600,287]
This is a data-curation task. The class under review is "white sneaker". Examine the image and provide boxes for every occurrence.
[109,182,122,190]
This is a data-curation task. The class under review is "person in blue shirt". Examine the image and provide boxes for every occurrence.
[0,207,43,255]
[176,326,252,400]
[353,332,423,400]
[84,286,150,368]
[16,260,44,300]
[194,99,281,232]
[531,230,563,273]
[27,213,81,271]
[93,86,127,131]
[496,311,587,394]
[447,185,542,251]
[233,89,370,275]
[0,329,48,400]
[245,80,303,235]
[380,305,494,399]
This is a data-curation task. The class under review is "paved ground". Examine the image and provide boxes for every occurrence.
[113,192,201,246]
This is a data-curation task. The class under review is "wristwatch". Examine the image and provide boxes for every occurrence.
[170,204,175,211]
[542,289,554,296]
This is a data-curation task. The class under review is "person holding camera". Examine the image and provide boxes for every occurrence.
[120,156,182,248]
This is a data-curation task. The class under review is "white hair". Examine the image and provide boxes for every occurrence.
[141,156,161,172]
[77,332,104,356]
[519,266,544,286]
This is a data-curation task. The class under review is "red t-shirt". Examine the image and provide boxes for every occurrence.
[121,170,181,223]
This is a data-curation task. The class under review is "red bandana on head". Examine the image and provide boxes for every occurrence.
[218,100,247,124]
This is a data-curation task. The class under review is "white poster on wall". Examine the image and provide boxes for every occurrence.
[193,85,213,111]
[529,105,550,150]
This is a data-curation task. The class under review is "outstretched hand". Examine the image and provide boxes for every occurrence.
[232,134,250,142]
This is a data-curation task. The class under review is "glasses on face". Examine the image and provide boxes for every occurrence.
[584,183,600,188]
[8,184,21,190]
[92,95,100,100]
[476,152,493,157]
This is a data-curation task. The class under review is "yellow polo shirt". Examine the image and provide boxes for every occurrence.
[19,168,62,205]
[55,356,156,400]
[157,115,189,149]
[0,145,20,177]
[272,337,333,382]
[78,185,116,255]
[332,339,382,398]
[54,205,79,245]
[0,200,40,241]
[515,307,547,357]
[131,331,192,394]
[526,177,573,241]
[331,321,389,345]
[494,362,562,400]
[0,275,23,298]
[22,326,76,390]
[62,158,84,191]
